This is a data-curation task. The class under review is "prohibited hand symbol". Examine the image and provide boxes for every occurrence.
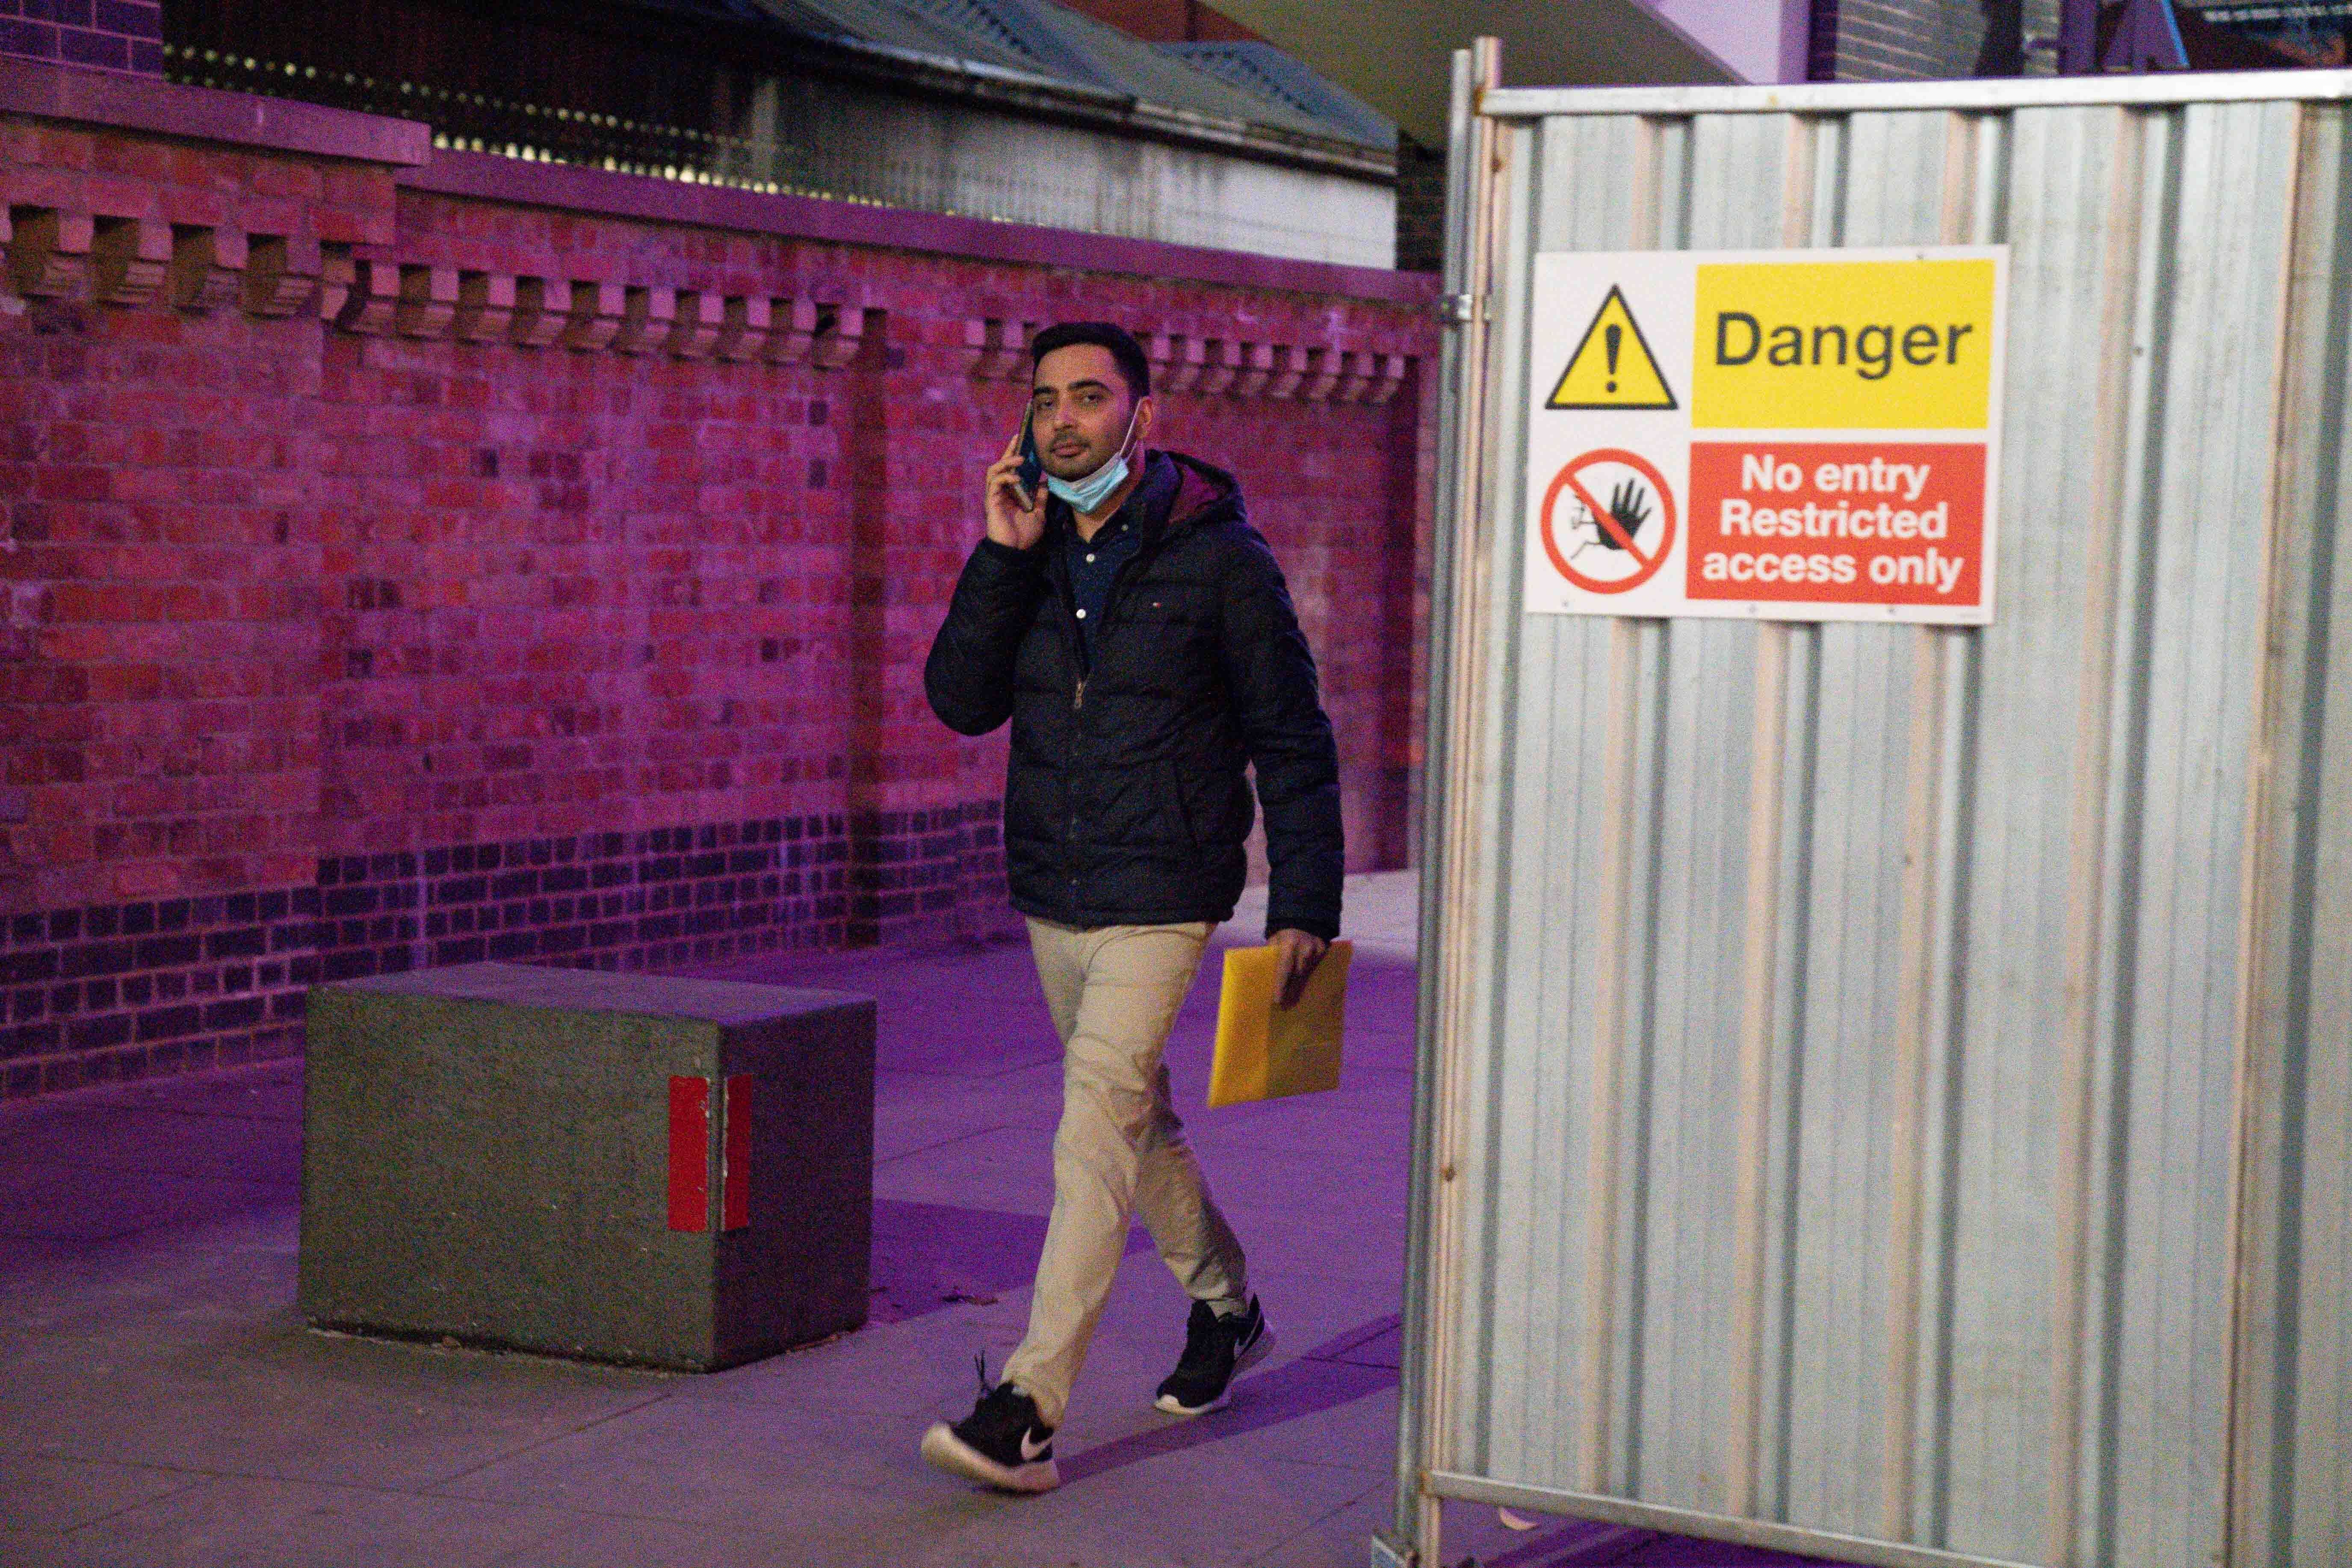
[1581,478,1653,555]
[1539,448,1679,595]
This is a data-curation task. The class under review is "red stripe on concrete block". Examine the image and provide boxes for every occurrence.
[721,1074,752,1231]
[667,1075,710,1231]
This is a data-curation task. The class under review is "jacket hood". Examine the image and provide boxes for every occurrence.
[1156,449,1242,533]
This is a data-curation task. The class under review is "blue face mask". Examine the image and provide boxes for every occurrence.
[1044,403,1141,514]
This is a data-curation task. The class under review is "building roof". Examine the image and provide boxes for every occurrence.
[745,0,1393,148]
[1207,0,1740,147]
[1158,39,1394,148]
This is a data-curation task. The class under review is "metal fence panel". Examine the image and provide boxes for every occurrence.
[1403,60,2352,1568]
[1928,101,2124,1557]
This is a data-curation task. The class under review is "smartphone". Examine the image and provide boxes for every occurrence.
[1015,408,1044,505]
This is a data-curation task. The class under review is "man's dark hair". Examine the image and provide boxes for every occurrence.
[1031,321,1151,400]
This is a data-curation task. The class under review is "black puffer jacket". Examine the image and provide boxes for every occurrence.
[924,450,1343,940]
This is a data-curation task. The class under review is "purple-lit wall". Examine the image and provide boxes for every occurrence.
[1646,0,1816,81]
[0,0,162,77]
[0,60,1438,1099]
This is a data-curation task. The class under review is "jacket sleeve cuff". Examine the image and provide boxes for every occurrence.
[1265,914,1340,943]
[974,536,1046,569]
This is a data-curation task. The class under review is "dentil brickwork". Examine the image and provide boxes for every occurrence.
[0,63,1438,1098]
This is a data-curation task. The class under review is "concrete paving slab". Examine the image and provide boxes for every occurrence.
[0,1236,675,1486]
[0,869,1813,1566]
[1236,1267,1408,1349]
[91,1062,306,1123]
[0,1107,306,1187]
[924,1450,1387,1568]
[870,1122,1060,1214]
[1060,1355,1399,1481]
[713,946,1064,1081]
[1224,1211,1406,1286]
[866,1198,1165,1328]
[21,1475,575,1568]
[875,1061,1066,1111]
[0,1203,299,1321]
[1207,1380,1401,1475]
[0,1168,293,1246]
[876,1103,1018,1162]
[427,1394,934,1529]
[0,1455,206,1534]
[660,1304,1024,1417]
[1184,1098,1416,1156]
[0,1348,671,1494]
[0,1225,302,1367]
[1253,1487,1403,1568]
[485,1512,908,1568]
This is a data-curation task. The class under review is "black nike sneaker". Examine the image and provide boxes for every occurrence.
[1153,1296,1272,1415]
[921,1365,1060,1494]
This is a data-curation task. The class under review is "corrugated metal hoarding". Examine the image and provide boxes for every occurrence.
[1389,49,2351,1568]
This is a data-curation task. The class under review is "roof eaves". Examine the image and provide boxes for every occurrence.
[1158,40,1394,149]
[790,26,1398,178]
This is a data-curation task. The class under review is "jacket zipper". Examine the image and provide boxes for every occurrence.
[1062,482,1189,712]
[1070,543,1149,715]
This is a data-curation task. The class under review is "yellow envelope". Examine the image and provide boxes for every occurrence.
[1207,939,1353,1107]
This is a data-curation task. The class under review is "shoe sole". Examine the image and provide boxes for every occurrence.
[1153,1325,1275,1416]
[920,1422,1061,1494]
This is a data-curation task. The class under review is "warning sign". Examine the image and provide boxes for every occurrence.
[1539,448,1678,594]
[1687,443,1985,605]
[1521,246,2006,626]
[1692,258,1995,431]
[1547,286,1677,410]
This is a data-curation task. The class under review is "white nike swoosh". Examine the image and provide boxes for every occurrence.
[1019,1430,1052,1462]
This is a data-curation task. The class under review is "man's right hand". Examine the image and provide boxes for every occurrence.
[984,424,1046,550]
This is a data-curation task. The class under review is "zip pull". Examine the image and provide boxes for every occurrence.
[1073,676,1087,711]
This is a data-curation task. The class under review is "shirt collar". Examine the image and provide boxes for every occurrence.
[1056,451,1176,540]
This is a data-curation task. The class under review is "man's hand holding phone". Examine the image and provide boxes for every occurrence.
[984,420,1047,550]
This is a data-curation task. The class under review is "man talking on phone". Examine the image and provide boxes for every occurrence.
[919,322,1343,1493]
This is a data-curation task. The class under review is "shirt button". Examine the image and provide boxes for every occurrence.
[1075,609,1087,619]
[1085,553,1095,562]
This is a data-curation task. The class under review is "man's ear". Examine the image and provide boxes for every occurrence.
[1133,395,1156,443]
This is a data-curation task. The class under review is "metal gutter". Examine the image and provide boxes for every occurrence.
[1480,67,2352,120]
[796,27,1398,179]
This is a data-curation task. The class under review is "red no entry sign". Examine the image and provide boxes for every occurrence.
[1538,448,1678,594]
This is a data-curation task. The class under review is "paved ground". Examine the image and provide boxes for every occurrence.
[0,871,1826,1567]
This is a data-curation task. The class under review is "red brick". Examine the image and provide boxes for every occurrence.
[1,97,1436,1097]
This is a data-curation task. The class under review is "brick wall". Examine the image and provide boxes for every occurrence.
[1821,0,1985,78]
[0,63,1439,1098]
[1811,0,2063,79]
[1394,132,1445,273]
[0,0,162,76]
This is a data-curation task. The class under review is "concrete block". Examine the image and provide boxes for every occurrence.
[299,962,876,1371]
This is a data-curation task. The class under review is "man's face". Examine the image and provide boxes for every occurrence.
[1030,344,1150,480]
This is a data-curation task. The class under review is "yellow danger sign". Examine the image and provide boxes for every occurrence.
[1546,285,1676,410]
[1691,257,1997,430]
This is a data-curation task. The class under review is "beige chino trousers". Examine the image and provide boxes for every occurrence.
[1000,918,1249,1428]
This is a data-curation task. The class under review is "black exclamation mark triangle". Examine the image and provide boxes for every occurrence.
[1546,285,1677,410]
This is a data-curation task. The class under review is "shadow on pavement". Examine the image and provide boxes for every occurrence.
[1061,1314,1401,1485]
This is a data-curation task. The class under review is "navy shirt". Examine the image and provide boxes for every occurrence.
[1061,455,1170,667]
